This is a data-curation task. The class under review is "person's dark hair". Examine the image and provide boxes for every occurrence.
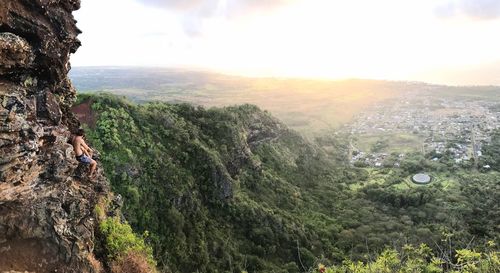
[75,128,85,136]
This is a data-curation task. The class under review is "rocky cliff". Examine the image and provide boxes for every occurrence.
[0,0,108,272]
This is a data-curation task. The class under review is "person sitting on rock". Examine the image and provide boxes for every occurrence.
[70,128,97,178]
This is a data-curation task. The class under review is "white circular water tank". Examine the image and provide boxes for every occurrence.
[412,173,431,184]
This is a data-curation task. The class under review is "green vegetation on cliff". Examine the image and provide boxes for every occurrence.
[315,242,499,273]
[76,93,499,273]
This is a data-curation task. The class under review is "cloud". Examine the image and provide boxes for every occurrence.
[134,0,294,36]
[134,0,207,11]
[226,0,293,16]
[436,0,500,20]
[136,0,290,12]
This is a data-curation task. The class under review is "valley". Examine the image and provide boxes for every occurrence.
[2,0,499,271]
[73,92,500,272]
[70,67,402,136]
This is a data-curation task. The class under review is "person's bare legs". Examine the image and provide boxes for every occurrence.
[89,159,97,178]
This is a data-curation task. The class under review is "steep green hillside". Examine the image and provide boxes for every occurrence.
[75,93,499,273]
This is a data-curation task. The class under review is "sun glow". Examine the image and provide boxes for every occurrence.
[73,0,500,85]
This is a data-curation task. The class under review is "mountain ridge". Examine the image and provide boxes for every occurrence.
[75,92,499,272]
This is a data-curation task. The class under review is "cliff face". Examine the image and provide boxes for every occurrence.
[0,0,108,272]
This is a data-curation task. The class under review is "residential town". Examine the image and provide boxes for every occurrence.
[343,91,500,168]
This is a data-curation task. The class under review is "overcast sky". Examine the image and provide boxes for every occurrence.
[71,0,500,85]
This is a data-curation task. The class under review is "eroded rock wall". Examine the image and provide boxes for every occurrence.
[0,1,108,272]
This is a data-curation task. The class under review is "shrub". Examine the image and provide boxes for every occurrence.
[99,217,156,267]
[111,251,157,273]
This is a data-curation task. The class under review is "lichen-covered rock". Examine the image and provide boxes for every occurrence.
[0,0,109,272]
[0,33,34,73]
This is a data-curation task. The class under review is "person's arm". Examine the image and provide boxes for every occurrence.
[81,140,93,157]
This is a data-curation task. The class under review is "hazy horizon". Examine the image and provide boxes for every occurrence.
[72,0,500,86]
[70,65,500,87]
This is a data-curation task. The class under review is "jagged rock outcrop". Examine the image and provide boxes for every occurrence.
[0,0,108,272]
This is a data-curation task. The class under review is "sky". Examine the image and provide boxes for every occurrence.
[71,0,500,85]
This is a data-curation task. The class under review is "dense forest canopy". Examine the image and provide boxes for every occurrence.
[75,93,499,273]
